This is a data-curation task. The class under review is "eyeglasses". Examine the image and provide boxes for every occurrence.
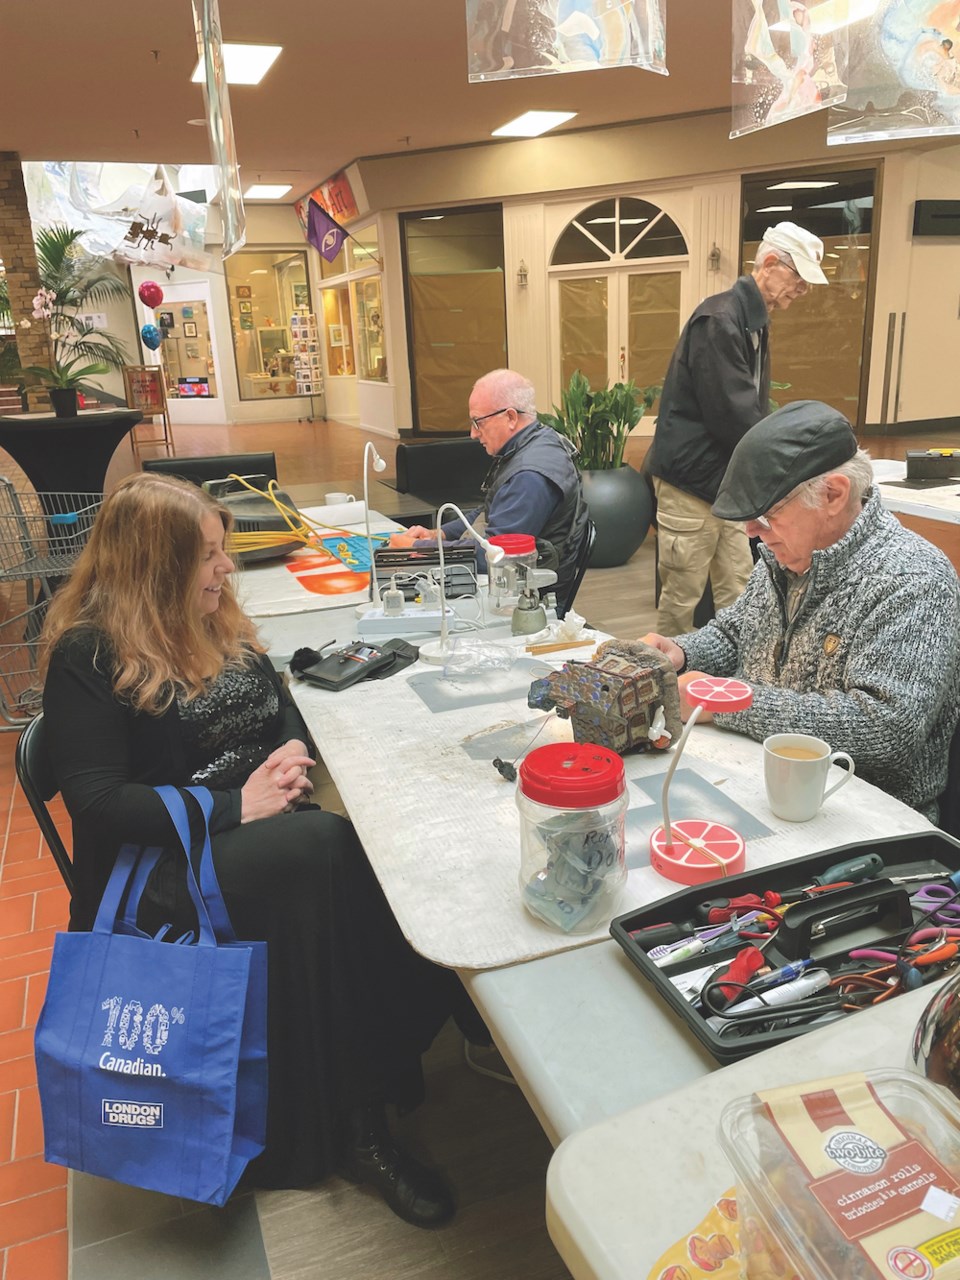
[469,407,514,432]
[777,261,809,295]
[753,490,801,531]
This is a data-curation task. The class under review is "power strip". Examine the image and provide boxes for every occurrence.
[356,606,456,635]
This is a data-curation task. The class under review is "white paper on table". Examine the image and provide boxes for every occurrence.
[237,507,400,616]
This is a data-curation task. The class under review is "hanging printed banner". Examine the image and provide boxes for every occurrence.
[191,0,246,259]
[828,0,960,144]
[731,0,848,138]
[466,0,667,81]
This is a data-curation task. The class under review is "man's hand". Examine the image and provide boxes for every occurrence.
[678,670,713,724]
[403,525,436,540]
[388,531,417,548]
[639,632,686,672]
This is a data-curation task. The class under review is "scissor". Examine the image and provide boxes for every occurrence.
[911,883,960,925]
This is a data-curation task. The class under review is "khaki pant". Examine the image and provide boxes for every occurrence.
[653,478,753,636]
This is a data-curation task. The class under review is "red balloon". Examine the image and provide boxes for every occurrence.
[138,281,164,308]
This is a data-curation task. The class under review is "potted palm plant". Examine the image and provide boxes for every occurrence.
[541,371,660,568]
[0,225,130,415]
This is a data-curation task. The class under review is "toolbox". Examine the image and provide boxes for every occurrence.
[610,831,960,1064]
[905,448,960,480]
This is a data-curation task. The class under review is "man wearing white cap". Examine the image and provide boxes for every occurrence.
[648,221,828,636]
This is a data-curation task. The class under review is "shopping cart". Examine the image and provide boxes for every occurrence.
[0,479,103,726]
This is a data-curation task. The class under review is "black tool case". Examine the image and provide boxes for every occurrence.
[610,831,960,1064]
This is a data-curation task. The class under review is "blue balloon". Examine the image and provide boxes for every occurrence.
[141,324,162,350]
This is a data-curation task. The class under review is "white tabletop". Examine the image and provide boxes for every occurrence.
[873,459,960,526]
[545,985,937,1280]
[289,657,932,969]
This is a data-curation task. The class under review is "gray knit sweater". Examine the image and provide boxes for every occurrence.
[677,490,960,820]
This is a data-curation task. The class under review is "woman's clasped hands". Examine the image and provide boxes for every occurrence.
[240,739,315,822]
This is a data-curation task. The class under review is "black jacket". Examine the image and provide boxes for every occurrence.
[42,630,307,929]
[649,275,771,504]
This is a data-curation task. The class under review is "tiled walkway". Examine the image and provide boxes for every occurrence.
[0,727,70,1278]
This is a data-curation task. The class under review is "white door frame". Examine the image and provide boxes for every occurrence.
[133,278,227,425]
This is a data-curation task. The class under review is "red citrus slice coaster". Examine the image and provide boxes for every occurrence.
[650,818,746,885]
[682,675,753,714]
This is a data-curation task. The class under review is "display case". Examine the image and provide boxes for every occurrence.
[353,276,387,381]
[256,327,292,376]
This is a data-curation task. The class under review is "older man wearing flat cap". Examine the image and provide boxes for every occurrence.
[644,400,960,821]
[649,221,828,636]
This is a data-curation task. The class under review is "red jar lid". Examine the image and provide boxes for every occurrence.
[488,533,536,556]
[518,742,625,807]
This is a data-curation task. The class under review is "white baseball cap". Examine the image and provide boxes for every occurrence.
[761,222,828,286]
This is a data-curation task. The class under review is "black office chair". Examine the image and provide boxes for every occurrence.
[142,452,279,488]
[15,714,74,896]
[556,519,597,620]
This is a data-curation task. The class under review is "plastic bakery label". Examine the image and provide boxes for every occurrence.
[758,1074,960,1278]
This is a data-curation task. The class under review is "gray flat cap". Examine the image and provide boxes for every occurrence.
[712,401,858,522]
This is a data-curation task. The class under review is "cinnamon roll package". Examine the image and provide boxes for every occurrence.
[719,1070,960,1280]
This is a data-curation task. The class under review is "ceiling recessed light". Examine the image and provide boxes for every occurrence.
[757,205,793,212]
[491,110,576,138]
[767,180,839,190]
[826,253,841,259]
[191,43,282,86]
[249,269,268,275]
[242,183,292,199]
[187,118,207,126]
[420,215,445,220]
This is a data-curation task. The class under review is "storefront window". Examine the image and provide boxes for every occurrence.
[741,166,877,423]
[401,206,506,434]
[319,241,347,279]
[321,286,355,376]
[353,276,387,381]
[347,223,380,272]
[224,250,311,400]
[157,298,218,400]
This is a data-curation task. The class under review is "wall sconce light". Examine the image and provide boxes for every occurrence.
[517,260,529,288]
[707,243,721,272]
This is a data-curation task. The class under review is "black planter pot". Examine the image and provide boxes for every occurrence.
[48,387,79,419]
[581,464,654,569]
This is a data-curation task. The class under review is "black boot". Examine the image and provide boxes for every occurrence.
[342,1103,455,1229]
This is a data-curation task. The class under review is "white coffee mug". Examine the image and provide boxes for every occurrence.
[763,732,855,822]
[325,492,356,505]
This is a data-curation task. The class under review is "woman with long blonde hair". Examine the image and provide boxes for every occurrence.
[40,473,460,1225]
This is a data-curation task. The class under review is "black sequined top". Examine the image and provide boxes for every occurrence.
[177,662,281,789]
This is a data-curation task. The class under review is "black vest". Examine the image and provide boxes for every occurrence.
[483,423,588,599]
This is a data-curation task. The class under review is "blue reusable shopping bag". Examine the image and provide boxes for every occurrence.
[34,786,268,1206]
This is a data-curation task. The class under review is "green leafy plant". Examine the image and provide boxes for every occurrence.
[0,225,130,389]
[541,370,661,470]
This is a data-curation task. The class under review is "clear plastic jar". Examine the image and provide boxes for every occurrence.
[487,533,538,615]
[517,742,628,934]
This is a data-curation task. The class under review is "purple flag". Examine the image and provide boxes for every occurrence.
[307,200,346,262]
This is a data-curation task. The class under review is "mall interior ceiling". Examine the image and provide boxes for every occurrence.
[1,0,732,203]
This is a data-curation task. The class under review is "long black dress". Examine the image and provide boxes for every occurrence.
[42,629,464,1188]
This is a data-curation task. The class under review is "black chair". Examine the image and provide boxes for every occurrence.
[15,714,74,896]
[556,519,597,620]
[142,452,278,487]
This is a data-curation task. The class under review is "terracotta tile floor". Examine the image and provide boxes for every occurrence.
[0,728,70,1278]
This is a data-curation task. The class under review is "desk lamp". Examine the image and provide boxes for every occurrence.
[355,441,387,617]
[418,502,505,666]
[649,675,753,885]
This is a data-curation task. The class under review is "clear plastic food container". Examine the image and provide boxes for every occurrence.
[718,1069,960,1280]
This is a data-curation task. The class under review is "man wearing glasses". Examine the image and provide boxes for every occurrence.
[643,402,960,822]
[394,368,588,601]
[649,220,827,636]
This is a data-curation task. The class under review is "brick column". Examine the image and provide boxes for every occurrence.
[0,153,51,411]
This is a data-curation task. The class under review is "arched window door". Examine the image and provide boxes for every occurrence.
[549,197,688,407]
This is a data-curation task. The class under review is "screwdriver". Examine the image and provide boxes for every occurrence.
[808,852,885,888]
